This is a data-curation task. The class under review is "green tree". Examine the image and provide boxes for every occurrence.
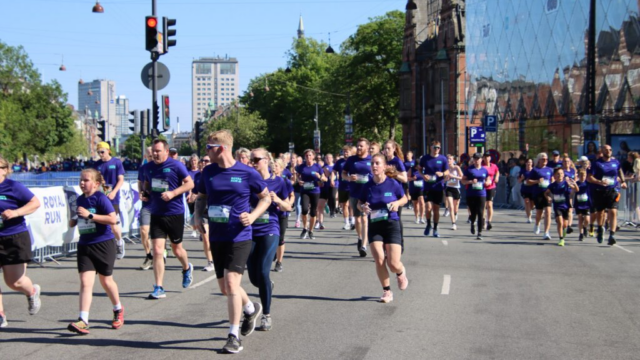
[200,108,268,154]
[178,142,194,156]
[121,134,143,160]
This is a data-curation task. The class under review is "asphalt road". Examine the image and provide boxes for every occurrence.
[1,208,639,359]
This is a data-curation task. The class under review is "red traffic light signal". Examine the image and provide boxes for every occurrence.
[161,95,170,131]
[145,16,159,52]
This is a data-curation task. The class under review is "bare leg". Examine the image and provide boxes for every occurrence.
[98,275,120,306]
[224,270,251,331]
[78,271,96,313]
[152,238,166,287]
[140,225,150,255]
[370,242,390,288]
[170,243,190,270]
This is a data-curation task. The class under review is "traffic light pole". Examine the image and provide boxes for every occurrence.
[151,0,159,139]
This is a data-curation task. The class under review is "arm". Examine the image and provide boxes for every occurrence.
[240,188,272,226]
[161,176,194,202]
[194,193,207,233]
[108,174,125,201]
[493,167,500,184]
[76,206,117,226]
[270,191,292,212]
[1,196,41,221]
[396,171,408,183]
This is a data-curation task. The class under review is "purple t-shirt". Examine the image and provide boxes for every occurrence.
[419,154,449,191]
[591,158,621,190]
[548,181,572,210]
[358,177,404,222]
[519,168,533,194]
[137,162,151,208]
[575,181,591,210]
[142,158,191,216]
[343,155,373,198]
[94,157,125,203]
[529,166,553,196]
[464,167,489,197]
[0,179,35,237]
[296,163,323,194]
[279,176,294,217]
[334,158,349,192]
[198,161,267,242]
[323,164,335,190]
[387,156,407,187]
[76,191,115,245]
[251,175,287,237]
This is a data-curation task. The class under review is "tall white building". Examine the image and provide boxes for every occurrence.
[191,56,239,127]
[78,79,117,143]
[115,95,130,137]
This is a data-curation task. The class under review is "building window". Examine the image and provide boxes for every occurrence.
[196,63,212,74]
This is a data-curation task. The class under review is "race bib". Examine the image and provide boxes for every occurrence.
[355,174,369,184]
[78,219,96,235]
[447,178,458,185]
[472,182,484,190]
[151,178,170,192]
[577,193,589,202]
[303,182,315,190]
[539,179,550,189]
[370,209,389,223]
[413,180,424,188]
[553,194,566,203]
[252,208,270,224]
[603,176,615,186]
[208,205,231,223]
[426,175,437,183]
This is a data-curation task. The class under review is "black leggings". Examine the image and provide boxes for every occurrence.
[326,188,337,215]
[278,215,288,246]
[467,196,486,233]
[301,193,320,217]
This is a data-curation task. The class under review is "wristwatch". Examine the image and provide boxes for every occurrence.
[88,214,94,220]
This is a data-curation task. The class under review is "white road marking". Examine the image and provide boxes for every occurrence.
[442,240,448,246]
[189,274,218,289]
[441,275,451,295]
[614,244,634,254]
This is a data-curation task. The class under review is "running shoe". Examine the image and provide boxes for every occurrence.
[191,230,198,238]
[433,230,440,238]
[470,223,475,235]
[300,229,308,239]
[487,222,493,231]
[112,307,124,329]
[578,234,584,242]
[455,214,458,221]
[116,240,125,260]
[359,246,367,258]
[415,219,420,224]
[466,217,472,224]
[357,238,363,251]
[342,223,351,230]
[259,314,272,331]
[163,249,168,260]
[68,318,90,335]
[319,223,325,230]
[314,222,320,230]
[330,214,336,218]
[543,233,551,240]
[597,228,604,244]
[240,302,262,336]
[27,284,41,315]
[420,218,426,224]
[558,239,565,247]
[148,285,166,299]
[0,313,7,328]
[295,220,301,228]
[222,334,243,354]
[589,230,595,237]
[423,223,432,236]
[443,208,450,217]
[451,224,457,230]
[274,261,283,272]
[526,217,532,224]
[476,235,483,240]
[141,257,153,270]
[379,290,393,303]
[566,227,574,234]
[309,231,316,240]
[608,236,616,246]
[350,223,356,230]
[534,224,540,235]
[182,263,194,288]
[202,261,215,272]
[397,271,409,290]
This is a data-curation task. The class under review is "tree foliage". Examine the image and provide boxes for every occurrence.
[0,41,77,161]
[199,107,268,155]
[121,133,167,160]
[242,11,404,155]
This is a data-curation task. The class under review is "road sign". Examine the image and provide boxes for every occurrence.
[313,130,321,153]
[484,115,497,132]
[141,62,170,90]
[288,142,295,153]
[469,126,486,143]
[345,114,353,145]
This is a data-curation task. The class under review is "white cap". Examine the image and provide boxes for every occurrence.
[578,156,588,162]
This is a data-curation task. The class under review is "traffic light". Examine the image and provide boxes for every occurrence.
[128,110,140,133]
[152,101,160,132]
[145,16,159,52]
[97,120,106,141]
[161,95,170,131]
[162,17,177,53]
[140,109,148,136]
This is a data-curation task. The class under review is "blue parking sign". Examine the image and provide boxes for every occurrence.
[484,115,497,132]
[469,126,485,143]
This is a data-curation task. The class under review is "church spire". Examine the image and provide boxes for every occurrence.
[297,15,305,39]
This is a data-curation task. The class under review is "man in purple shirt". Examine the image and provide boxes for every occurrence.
[194,130,271,354]
[93,142,126,259]
[342,138,373,257]
[417,141,449,238]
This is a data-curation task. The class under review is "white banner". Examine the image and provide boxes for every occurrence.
[26,187,74,249]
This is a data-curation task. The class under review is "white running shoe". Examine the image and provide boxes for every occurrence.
[534,224,540,235]
[420,218,426,224]
[443,209,450,217]
[543,233,551,240]
[314,222,320,229]
[415,219,420,224]
[451,224,457,230]
[526,217,532,224]
[191,231,198,238]
[342,223,350,230]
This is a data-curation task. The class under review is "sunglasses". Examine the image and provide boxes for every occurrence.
[432,146,441,149]
[206,144,223,150]
[201,159,211,163]
[0,166,7,169]
[98,151,107,154]
[251,157,264,164]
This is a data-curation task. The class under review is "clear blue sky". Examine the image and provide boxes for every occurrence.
[1,0,403,132]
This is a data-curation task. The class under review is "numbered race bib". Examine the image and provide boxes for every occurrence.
[553,194,566,203]
[252,208,270,224]
[151,178,170,192]
[355,174,369,184]
[413,180,424,188]
[472,182,484,190]
[78,219,96,235]
[603,176,615,186]
[208,205,231,223]
[447,178,457,185]
[303,182,315,190]
[539,179,550,189]
[577,193,589,202]
[426,174,437,183]
[370,209,389,223]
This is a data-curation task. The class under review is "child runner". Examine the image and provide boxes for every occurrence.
[545,168,578,246]
[574,170,591,241]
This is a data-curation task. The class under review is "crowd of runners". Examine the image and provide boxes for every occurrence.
[0,128,633,354]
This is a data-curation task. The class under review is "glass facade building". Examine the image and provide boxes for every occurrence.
[465,0,640,157]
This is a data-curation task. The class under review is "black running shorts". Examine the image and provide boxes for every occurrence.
[592,188,619,212]
[424,190,444,205]
[211,240,252,279]
[534,193,550,210]
[368,219,402,245]
[0,231,32,266]
[445,187,461,200]
[338,190,350,204]
[485,188,497,202]
[553,208,569,220]
[150,214,185,244]
[77,239,116,276]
